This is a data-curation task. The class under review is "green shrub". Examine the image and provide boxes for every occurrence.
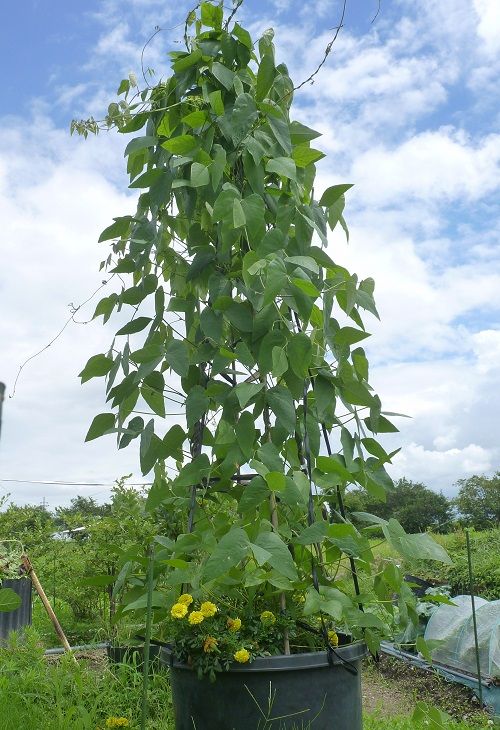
[404,530,500,600]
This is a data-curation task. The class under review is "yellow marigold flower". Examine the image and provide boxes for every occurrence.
[105,718,130,728]
[203,636,218,653]
[178,593,193,605]
[260,610,276,625]
[234,648,250,664]
[171,602,188,619]
[227,617,242,632]
[200,601,217,617]
[188,610,204,625]
[328,630,339,648]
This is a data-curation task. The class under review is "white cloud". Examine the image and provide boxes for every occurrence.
[349,129,500,206]
[473,0,500,54]
[391,443,493,496]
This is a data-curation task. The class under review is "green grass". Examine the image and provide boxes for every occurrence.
[0,630,494,729]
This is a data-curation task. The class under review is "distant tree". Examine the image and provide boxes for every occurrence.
[454,473,500,529]
[0,502,55,549]
[55,495,111,529]
[346,478,452,533]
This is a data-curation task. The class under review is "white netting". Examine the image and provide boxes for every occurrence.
[424,595,500,679]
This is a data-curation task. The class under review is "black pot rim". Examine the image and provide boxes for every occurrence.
[160,641,367,673]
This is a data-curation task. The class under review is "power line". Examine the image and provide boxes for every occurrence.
[0,479,152,487]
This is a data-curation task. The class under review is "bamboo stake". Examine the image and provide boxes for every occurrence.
[21,554,73,655]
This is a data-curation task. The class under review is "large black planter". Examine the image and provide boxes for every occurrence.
[160,642,367,730]
[0,578,32,642]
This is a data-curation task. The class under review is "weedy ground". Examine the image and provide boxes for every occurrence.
[0,633,494,729]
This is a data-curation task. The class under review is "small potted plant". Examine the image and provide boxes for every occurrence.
[0,540,32,640]
[107,623,160,672]
[77,3,451,727]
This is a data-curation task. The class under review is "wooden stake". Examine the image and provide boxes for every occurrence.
[21,554,73,655]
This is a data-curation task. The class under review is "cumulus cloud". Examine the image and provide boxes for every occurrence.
[2,0,500,506]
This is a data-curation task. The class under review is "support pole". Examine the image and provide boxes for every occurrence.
[465,530,483,707]
[21,554,73,655]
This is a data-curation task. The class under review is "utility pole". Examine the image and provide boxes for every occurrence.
[0,382,5,441]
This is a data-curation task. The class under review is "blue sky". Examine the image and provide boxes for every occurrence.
[1,0,499,507]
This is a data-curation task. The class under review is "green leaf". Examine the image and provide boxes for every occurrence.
[201,1,223,28]
[289,121,321,145]
[266,157,296,181]
[210,144,226,190]
[268,112,292,154]
[116,317,152,336]
[254,531,298,581]
[172,48,202,72]
[209,89,224,116]
[232,198,246,228]
[162,424,186,460]
[287,332,312,378]
[98,216,132,243]
[241,195,266,245]
[123,590,168,612]
[79,354,114,383]
[162,135,197,155]
[129,168,163,189]
[265,471,286,492]
[230,93,258,143]
[250,543,272,567]
[191,162,210,187]
[186,386,209,429]
[239,476,269,512]
[211,61,235,90]
[316,455,352,483]
[85,413,115,442]
[235,382,264,408]
[166,339,190,377]
[212,188,239,222]
[383,519,452,564]
[334,327,370,346]
[256,53,275,101]
[232,22,252,49]
[141,384,165,417]
[0,588,22,612]
[319,183,353,207]
[271,347,288,379]
[263,261,287,306]
[295,522,328,545]
[124,136,157,157]
[364,414,399,434]
[182,110,209,128]
[292,145,325,168]
[203,527,250,581]
[267,386,296,434]
[225,301,253,332]
[235,411,255,460]
[176,453,211,487]
[291,278,320,298]
[412,702,453,729]
[200,308,223,342]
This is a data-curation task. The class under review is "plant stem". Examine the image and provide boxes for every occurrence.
[140,545,154,730]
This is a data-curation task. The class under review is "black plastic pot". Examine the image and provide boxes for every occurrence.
[0,578,32,642]
[107,644,161,672]
[160,642,367,730]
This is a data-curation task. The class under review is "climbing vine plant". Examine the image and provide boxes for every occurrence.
[77,1,450,657]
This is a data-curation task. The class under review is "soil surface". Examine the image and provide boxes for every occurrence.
[362,655,492,725]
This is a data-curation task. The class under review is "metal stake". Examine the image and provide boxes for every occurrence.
[466,529,483,707]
